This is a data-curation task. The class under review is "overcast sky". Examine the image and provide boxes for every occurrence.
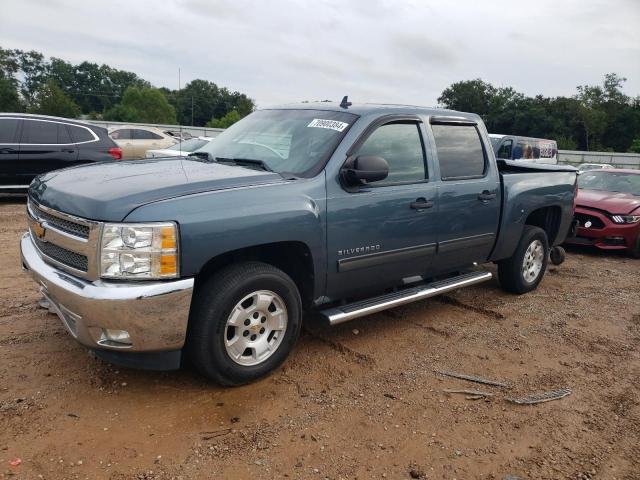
[1,0,639,108]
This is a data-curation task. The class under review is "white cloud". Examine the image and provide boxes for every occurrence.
[1,0,638,107]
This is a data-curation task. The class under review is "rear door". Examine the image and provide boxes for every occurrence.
[132,129,166,158]
[0,117,22,188]
[427,118,501,272]
[110,128,135,159]
[18,119,78,184]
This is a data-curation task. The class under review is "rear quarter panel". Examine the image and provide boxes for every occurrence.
[490,170,576,260]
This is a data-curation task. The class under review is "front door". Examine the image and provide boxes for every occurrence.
[326,118,439,299]
[428,120,501,272]
[18,119,79,185]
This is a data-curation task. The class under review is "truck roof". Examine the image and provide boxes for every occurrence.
[267,101,482,122]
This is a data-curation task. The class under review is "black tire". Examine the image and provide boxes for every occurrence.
[187,262,302,386]
[498,226,549,294]
[550,246,566,265]
[630,234,640,259]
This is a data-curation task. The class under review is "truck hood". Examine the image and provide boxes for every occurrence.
[576,188,640,214]
[29,158,284,221]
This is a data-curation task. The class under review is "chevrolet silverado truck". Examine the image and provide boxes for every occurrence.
[21,101,577,385]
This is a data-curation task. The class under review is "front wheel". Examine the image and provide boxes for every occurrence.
[187,262,302,385]
[498,226,549,294]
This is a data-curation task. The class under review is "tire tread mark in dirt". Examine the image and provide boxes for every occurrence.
[302,326,376,366]
[434,295,505,320]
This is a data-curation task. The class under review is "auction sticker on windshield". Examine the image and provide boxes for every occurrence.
[307,119,349,132]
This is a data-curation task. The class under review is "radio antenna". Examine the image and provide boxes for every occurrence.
[340,95,352,109]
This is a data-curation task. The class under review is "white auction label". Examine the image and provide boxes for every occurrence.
[307,119,349,132]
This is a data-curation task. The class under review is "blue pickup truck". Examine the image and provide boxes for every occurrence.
[21,101,577,385]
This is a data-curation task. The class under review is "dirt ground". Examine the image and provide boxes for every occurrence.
[1,198,639,480]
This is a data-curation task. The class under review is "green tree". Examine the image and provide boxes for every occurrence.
[206,110,241,128]
[103,86,176,124]
[28,79,80,118]
[438,79,496,119]
[166,79,255,126]
[628,139,640,153]
[0,75,23,111]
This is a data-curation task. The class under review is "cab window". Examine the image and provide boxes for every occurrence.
[357,122,426,185]
[432,124,486,180]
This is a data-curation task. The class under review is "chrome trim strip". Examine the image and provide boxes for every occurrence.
[437,233,496,254]
[338,243,436,273]
[321,271,492,325]
[0,117,99,145]
[0,185,30,190]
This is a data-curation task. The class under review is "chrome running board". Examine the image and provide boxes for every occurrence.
[320,271,492,325]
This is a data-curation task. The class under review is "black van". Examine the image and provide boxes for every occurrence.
[0,114,122,192]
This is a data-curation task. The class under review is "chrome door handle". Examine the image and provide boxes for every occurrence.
[478,191,496,201]
[410,198,434,210]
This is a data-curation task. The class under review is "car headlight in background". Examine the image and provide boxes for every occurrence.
[611,215,640,224]
[100,222,178,279]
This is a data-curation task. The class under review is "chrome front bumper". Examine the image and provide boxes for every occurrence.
[20,232,194,352]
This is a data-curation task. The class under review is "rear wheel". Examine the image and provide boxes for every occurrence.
[188,262,302,385]
[498,226,549,294]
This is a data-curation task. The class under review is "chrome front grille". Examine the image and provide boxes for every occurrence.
[30,201,90,239]
[27,198,100,280]
[33,235,89,271]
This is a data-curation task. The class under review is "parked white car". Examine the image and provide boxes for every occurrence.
[145,137,214,158]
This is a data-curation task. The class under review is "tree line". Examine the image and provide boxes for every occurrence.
[1,46,638,152]
[438,74,640,153]
[0,47,255,127]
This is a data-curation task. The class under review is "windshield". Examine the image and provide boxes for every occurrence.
[193,109,357,176]
[578,171,640,196]
[168,138,208,152]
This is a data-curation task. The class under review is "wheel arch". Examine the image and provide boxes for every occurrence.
[194,241,316,309]
[524,205,563,245]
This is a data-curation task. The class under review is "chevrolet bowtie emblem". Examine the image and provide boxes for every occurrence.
[33,222,46,239]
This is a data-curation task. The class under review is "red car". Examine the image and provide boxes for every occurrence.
[566,169,640,257]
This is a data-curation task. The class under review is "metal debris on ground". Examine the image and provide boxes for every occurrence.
[435,370,510,388]
[507,387,572,405]
[443,388,494,397]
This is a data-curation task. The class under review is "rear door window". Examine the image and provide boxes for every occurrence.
[432,124,486,180]
[21,120,71,144]
[357,122,426,185]
[133,129,163,140]
[111,129,132,140]
[0,118,21,143]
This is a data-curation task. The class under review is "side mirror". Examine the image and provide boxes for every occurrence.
[342,155,389,186]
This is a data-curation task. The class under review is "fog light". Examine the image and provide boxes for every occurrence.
[100,328,132,346]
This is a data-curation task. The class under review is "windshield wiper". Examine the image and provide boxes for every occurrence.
[215,157,274,172]
[188,151,213,161]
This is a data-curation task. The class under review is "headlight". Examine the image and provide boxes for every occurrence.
[611,215,640,224]
[100,222,179,279]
